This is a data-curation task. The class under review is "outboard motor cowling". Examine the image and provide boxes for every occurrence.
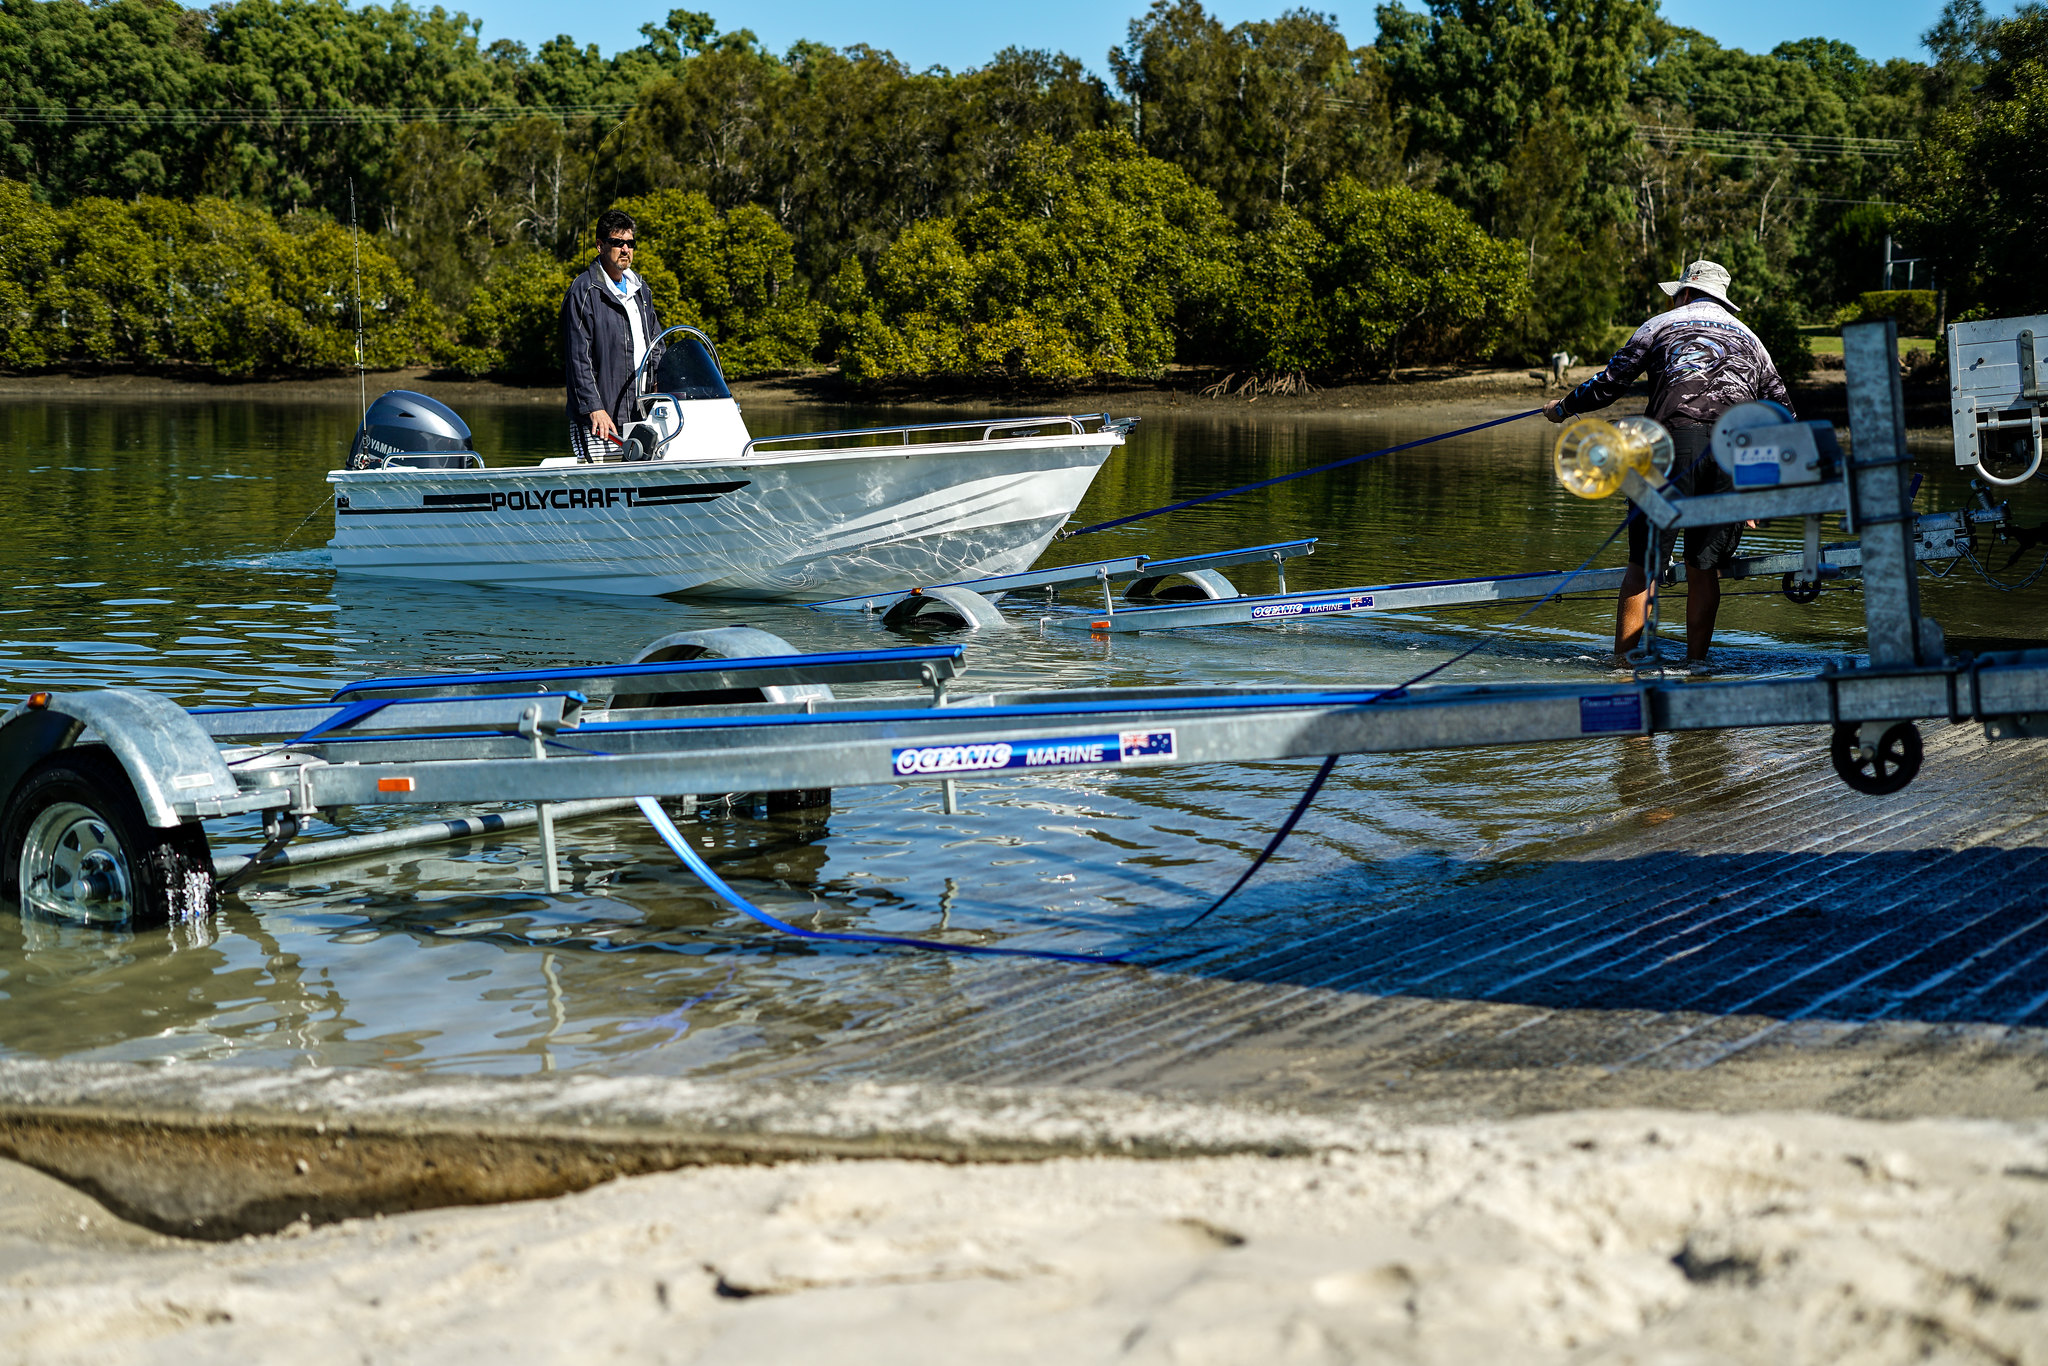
[347,391,482,470]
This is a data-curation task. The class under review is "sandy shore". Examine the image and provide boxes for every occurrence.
[5,1105,2044,1364]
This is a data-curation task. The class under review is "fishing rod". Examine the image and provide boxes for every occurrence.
[350,179,367,428]
[1067,407,1548,537]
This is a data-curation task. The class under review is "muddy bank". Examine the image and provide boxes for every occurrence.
[4,1106,2044,1364]
[0,364,1919,429]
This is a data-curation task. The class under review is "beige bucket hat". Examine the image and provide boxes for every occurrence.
[1660,259,1740,312]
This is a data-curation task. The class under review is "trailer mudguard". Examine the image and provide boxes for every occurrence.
[879,587,1012,633]
[622,627,839,704]
[0,689,241,828]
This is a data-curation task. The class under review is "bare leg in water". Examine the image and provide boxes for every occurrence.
[1685,564,1721,661]
[1614,563,1649,658]
[1614,561,1723,662]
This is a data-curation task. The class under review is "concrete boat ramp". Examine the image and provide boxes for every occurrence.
[723,716,2048,1120]
[3,714,2046,1244]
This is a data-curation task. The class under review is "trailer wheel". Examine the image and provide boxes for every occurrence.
[1781,572,1822,604]
[1829,721,1922,795]
[1,747,216,927]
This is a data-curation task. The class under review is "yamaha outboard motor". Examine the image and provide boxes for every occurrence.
[346,391,480,470]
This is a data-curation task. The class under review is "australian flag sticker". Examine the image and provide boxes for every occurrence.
[1119,730,1176,761]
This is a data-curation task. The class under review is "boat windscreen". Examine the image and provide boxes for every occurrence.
[650,335,732,401]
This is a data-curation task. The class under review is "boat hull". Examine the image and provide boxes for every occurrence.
[328,435,1118,599]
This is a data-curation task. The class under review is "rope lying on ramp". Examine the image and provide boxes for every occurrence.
[1066,407,1546,537]
[638,797,1133,966]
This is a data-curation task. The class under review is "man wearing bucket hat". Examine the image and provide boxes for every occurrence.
[1543,259,1792,672]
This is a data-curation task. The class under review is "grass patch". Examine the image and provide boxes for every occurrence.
[1797,326,1934,357]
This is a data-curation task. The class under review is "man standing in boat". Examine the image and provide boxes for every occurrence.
[562,209,662,461]
[1544,259,1792,672]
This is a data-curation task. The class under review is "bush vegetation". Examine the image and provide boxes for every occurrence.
[0,0,2031,386]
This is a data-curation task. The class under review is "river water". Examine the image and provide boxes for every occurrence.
[0,394,2040,1075]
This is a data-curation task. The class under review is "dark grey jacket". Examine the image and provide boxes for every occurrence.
[561,260,662,429]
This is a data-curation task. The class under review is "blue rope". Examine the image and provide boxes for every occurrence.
[1067,408,1545,537]
[637,798,1131,966]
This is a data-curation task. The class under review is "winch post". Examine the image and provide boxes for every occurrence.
[538,804,560,892]
[522,702,562,893]
[1843,319,1933,665]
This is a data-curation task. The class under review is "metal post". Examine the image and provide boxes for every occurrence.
[1098,567,1114,615]
[1273,552,1288,595]
[942,778,959,814]
[538,803,560,891]
[1843,319,1930,666]
[527,704,562,893]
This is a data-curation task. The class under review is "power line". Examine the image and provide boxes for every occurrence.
[1637,123,1909,161]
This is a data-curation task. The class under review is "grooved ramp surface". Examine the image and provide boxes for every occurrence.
[729,721,2048,1120]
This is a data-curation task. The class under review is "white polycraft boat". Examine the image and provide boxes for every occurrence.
[328,326,1131,599]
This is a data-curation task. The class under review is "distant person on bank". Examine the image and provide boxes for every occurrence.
[1544,259,1792,671]
[562,209,661,461]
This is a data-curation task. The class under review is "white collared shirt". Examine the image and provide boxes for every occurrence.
[611,268,647,372]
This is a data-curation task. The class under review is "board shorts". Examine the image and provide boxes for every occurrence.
[1626,421,1743,572]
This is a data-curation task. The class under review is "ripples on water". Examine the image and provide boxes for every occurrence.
[1,394,2042,1075]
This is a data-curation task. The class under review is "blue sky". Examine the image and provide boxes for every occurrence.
[445,0,1956,72]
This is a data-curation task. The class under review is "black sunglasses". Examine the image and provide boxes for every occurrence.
[602,236,635,249]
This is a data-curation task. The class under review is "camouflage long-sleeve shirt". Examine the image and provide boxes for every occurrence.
[1559,298,1792,427]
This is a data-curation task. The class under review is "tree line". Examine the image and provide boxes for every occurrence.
[0,0,2036,388]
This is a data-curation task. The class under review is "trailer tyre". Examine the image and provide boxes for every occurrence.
[1781,572,1822,604]
[1,747,217,927]
[1829,721,1922,796]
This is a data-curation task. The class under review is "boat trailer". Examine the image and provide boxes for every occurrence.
[811,491,2004,637]
[5,320,2048,933]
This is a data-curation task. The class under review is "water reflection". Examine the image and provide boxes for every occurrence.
[2,394,2045,1074]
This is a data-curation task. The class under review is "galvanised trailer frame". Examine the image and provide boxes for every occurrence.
[3,320,2045,929]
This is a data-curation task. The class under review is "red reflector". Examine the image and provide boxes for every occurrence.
[26,692,50,710]
[377,777,416,793]
[1090,621,1110,629]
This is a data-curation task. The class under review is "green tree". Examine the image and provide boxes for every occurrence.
[1206,205,1333,381]
[1111,1,1399,220]
[1376,0,1647,358]
[0,180,61,369]
[835,131,1235,385]
[442,189,820,378]
[1899,6,2048,314]
[1316,180,1531,373]
[439,250,577,378]
[616,188,822,373]
[1376,0,1649,222]
[0,0,211,199]
[29,191,430,374]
